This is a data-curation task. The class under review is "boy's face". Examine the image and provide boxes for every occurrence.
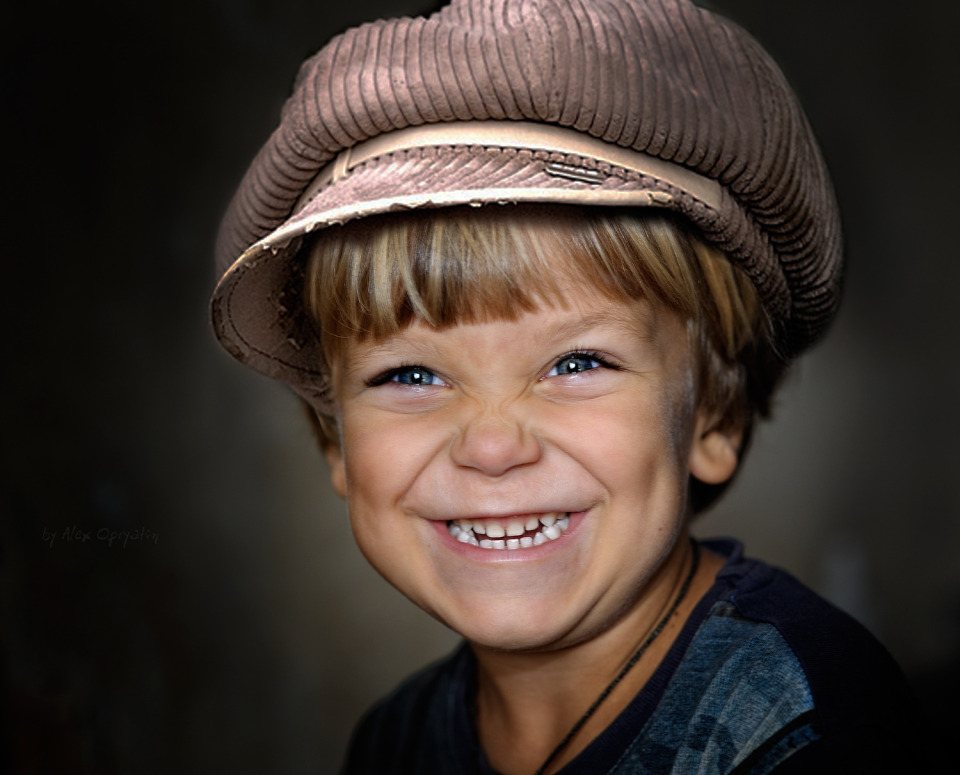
[326,272,737,653]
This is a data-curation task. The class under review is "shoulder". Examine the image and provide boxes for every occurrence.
[710,542,920,725]
[696,540,928,772]
[610,541,927,774]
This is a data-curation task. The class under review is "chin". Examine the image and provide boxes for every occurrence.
[466,629,559,654]
[446,608,580,653]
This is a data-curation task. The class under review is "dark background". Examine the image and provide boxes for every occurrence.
[4,0,958,771]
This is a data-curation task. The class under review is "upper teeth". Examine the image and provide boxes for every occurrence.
[447,513,571,550]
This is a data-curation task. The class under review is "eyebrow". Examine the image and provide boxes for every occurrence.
[340,336,445,379]
[535,306,657,346]
[341,300,658,376]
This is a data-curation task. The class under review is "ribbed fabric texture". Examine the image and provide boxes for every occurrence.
[215,0,841,365]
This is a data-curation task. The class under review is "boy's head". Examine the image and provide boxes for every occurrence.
[211,0,842,516]
[313,222,744,649]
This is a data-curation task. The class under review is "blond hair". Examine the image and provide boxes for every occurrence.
[302,204,786,512]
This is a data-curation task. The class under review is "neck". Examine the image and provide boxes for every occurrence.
[471,536,725,775]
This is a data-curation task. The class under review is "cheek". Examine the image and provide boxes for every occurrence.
[338,417,448,616]
[338,419,414,569]
[665,334,699,459]
[571,390,690,478]
[340,420,394,505]
[339,410,442,509]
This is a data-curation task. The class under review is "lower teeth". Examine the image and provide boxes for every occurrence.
[448,516,570,550]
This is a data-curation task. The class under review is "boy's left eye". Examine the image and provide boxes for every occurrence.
[546,352,605,377]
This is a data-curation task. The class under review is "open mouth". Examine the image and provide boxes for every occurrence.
[446,513,571,550]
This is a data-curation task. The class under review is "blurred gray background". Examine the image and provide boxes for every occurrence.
[3,0,958,771]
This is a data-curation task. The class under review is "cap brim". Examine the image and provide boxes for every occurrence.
[211,135,726,410]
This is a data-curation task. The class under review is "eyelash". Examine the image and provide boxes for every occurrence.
[366,364,443,388]
[546,350,621,377]
[366,350,620,388]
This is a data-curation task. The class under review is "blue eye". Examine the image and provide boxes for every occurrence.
[370,365,446,387]
[395,367,439,386]
[547,353,604,377]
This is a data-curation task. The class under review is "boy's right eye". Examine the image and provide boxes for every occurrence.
[368,366,448,388]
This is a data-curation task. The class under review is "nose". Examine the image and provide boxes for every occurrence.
[450,406,542,477]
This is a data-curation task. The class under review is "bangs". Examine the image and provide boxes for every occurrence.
[304,204,710,355]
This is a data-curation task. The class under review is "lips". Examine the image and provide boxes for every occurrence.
[447,513,571,550]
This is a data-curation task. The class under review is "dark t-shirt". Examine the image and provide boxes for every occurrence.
[342,539,928,774]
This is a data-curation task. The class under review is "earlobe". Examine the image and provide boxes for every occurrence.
[688,415,741,485]
[325,444,347,498]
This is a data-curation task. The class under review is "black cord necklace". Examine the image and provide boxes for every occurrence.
[532,540,702,775]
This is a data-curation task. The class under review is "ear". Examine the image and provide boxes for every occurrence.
[324,444,347,498]
[688,412,742,485]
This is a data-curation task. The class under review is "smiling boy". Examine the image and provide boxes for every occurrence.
[211,1,925,772]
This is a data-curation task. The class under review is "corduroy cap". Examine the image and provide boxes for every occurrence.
[212,0,842,409]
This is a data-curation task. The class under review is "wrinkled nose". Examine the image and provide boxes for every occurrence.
[450,409,542,477]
